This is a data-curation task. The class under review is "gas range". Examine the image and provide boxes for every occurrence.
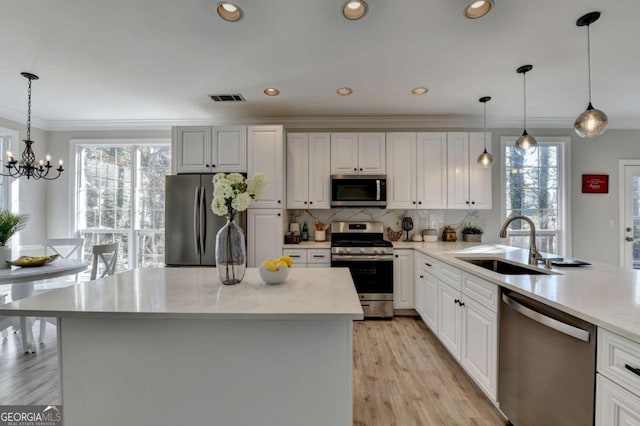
[330,222,394,319]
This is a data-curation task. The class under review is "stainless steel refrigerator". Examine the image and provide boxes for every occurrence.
[165,174,247,266]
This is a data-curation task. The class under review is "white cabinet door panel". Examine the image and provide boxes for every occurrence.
[468,132,492,209]
[438,281,461,359]
[422,270,438,333]
[386,132,416,209]
[393,250,414,309]
[416,132,447,209]
[461,297,497,400]
[247,209,283,267]
[175,126,212,173]
[358,133,386,174]
[214,126,247,172]
[596,374,640,426]
[331,133,359,174]
[308,133,331,209]
[248,126,284,209]
[447,132,470,209]
[286,134,309,209]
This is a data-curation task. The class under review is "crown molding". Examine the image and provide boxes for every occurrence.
[1,112,638,132]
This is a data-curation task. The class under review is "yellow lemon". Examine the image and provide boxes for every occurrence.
[276,260,288,268]
[277,256,293,267]
[261,259,275,268]
[267,267,279,272]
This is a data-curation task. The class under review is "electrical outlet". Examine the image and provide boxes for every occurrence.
[395,218,401,228]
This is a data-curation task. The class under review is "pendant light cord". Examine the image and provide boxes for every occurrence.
[483,102,487,149]
[523,72,527,130]
[587,24,592,103]
[26,77,32,141]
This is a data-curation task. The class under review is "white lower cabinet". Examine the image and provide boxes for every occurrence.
[438,281,462,359]
[597,374,640,426]
[247,209,283,267]
[393,250,414,309]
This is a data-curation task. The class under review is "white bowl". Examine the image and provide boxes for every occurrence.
[258,266,290,285]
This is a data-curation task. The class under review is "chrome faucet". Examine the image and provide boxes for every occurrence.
[499,215,543,265]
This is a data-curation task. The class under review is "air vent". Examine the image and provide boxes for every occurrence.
[210,94,246,102]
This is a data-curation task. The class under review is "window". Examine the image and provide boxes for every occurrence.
[73,140,171,272]
[502,137,569,255]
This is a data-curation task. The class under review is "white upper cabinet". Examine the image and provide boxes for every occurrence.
[386,132,417,209]
[248,125,284,209]
[358,133,386,174]
[447,132,492,209]
[286,133,330,209]
[173,126,247,174]
[386,132,447,209]
[331,133,385,175]
[417,132,448,209]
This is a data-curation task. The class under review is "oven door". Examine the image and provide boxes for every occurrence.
[330,175,387,207]
[331,257,393,295]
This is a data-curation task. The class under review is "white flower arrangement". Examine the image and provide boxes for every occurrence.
[211,173,269,217]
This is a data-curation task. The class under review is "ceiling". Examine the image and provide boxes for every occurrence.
[1,0,638,130]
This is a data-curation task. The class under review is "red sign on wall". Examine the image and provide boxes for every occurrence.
[582,174,609,193]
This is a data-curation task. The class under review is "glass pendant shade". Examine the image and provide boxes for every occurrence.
[477,149,494,168]
[574,104,608,137]
[515,131,537,156]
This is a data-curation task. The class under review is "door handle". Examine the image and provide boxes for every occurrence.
[193,187,200,255]
[625,364,640,377]
[626,237,634,242]
[200,187,207,254]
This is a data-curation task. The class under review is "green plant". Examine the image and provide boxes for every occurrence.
[461,223,483,235]
[0,210,28,246]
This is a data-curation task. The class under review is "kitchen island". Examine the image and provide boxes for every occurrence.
[0,267,363,426]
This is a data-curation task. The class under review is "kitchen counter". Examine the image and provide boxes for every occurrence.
[283,240,331,249]
[0,267,361,426]
[403,243,640,344]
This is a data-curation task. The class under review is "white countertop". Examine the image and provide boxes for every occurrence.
[283,241,331,249]
[408,243,640,344]
[0,267,364,320]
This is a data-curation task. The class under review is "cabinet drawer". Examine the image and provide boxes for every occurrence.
[461,272,499,312]
[439,261,462,290]
[421,254,441,274]
[598,329,640,397]
[282,249,307,265]
[307,249,331,264]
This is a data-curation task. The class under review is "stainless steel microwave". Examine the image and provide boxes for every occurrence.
[330,175,387,207]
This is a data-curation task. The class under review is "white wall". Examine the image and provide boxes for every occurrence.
[0,117,48,248]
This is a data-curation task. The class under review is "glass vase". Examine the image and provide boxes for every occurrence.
[215,212,246,285]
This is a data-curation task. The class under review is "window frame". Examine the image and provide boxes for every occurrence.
[69,138,171,270]
[500,136,571,256]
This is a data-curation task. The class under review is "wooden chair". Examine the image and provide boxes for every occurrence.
[45,238,84,260]
[39,242,119,343]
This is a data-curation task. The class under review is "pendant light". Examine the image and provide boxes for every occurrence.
[1,72,63,180]
[514,65,537,156]
[477,96,493,168]
[574,11,608,138]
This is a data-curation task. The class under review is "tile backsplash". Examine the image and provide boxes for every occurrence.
[287,208,494,242]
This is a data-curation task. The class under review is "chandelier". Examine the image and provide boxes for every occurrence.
[2,72,63,180]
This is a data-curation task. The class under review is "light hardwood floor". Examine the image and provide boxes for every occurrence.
[353,317,506,426]
[1,316,505,425]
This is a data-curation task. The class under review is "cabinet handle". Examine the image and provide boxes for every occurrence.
[278,213,281,217]
[412,201,416,205]
[471,201,475,205]
[312,255,325,258]
[353,168,357,171]
[205,164,210,167]
[465,201,470,205]
[625,364,640,377]
[278,200,281,204]
[212,164,216,168]
[425,262,432,267]
[418,201,422,205]
[360,168,363,171]
[459,301,465,307]
[395,254,398,258]
[309,201,313,205]
[289,255,302,258]
[304,201,307,204]
[419,275,424,279]
[454,298,460,305]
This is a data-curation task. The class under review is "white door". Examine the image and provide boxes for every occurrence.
[331,133,359,174]
[447,132,470,209]
[248,125,284,209]
[422,269,438,333]
[386,132,416,209]
[175,126,212,173]
[307,133,331,209]
[358,133,386,174]
[468,132,492,209]
[621,162,640,268]
[460,297,497,400]
[247,209,283,267]
[393,250,414,309]
[213,126,247,172]
[286,133,310,209]
[596,375,640,426]
[438,281,461,359]
[416,132,447,209]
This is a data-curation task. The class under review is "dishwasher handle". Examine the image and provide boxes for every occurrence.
[502,293,591,342]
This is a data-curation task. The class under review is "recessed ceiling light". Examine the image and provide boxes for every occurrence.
[217,2,243,22]
[264,88,280,96]
[337,87,353,96]
[342,0,368,20]
[411,87,429,95]
[464,0,493,19]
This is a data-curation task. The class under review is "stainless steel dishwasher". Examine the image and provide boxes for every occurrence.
[499,290,596,426]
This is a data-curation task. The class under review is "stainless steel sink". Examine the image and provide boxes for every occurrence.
[457,258,550,275]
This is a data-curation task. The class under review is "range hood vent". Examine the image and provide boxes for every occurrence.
[209,94,246,102]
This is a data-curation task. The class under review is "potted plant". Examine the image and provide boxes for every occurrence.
[0,209,29,269]
[462,222,483,242]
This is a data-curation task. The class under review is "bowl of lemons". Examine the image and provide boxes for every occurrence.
[259,255,293,285]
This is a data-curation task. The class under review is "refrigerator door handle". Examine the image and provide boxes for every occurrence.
[200,186,206,254]
[193,187,200,255]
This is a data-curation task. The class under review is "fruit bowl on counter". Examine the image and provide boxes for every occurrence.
[259,255,293,285]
